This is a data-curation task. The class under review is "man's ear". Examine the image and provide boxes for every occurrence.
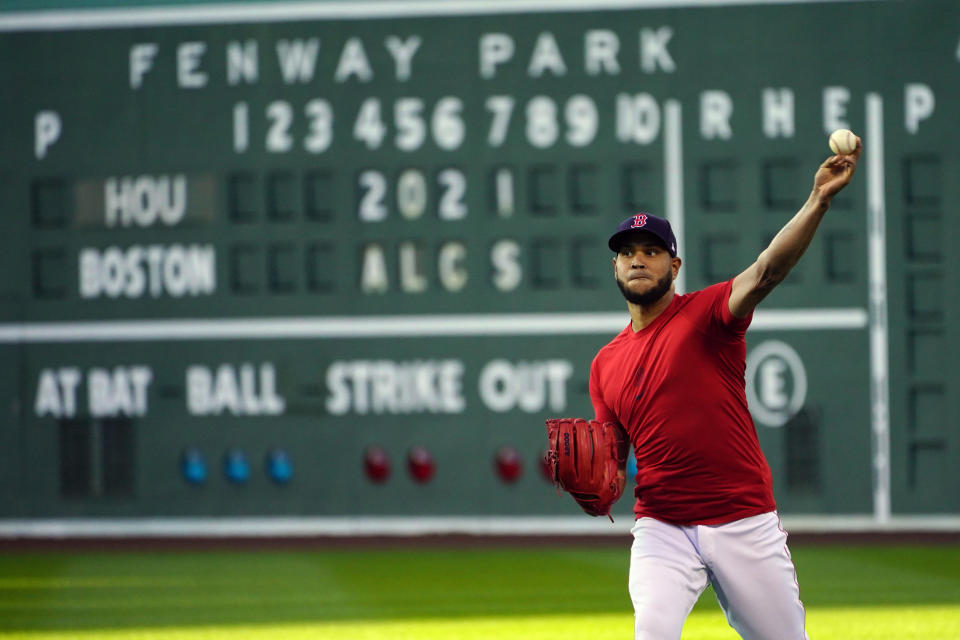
[671,257,682,278]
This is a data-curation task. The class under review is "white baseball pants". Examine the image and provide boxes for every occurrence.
[629,511,809,640]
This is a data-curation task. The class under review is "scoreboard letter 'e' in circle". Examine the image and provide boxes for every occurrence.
[745,340,808,428]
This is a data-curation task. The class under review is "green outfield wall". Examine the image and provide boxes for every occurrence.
[0,0,956,521]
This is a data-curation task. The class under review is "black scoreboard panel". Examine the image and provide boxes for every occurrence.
[1,0,957,519]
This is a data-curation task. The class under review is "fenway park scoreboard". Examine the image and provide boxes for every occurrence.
[0,0,957,523]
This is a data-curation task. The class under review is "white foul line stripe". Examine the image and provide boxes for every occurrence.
[866,93,891,524]
[0,308,867,343]
[664,100,687,295]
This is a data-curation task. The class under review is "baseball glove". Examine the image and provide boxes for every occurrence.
[545,418,629,520]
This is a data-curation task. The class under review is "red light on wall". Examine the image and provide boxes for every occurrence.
[494,446,523,483]
[364,445,391,483]
[407,446,435,483]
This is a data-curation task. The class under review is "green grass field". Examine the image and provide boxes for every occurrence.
[1,543,959,639]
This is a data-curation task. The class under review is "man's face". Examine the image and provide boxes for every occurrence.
[612,234,679,306]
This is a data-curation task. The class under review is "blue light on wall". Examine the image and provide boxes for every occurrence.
[180,448,208,486]
[265,448,293,485]
[223,449,251,485]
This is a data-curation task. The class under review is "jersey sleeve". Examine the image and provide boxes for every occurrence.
[710,278,752,336]
[589,354,620,425]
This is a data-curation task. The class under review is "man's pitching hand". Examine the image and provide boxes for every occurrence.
[813,135,862,202]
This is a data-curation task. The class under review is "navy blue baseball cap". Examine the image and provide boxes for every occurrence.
[608,213,678,257]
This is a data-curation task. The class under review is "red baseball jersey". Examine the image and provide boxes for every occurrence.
[589,279,776,525]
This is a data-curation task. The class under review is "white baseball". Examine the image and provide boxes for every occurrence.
[828,129,857,155]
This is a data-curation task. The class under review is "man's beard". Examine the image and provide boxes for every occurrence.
[615,270,673,306]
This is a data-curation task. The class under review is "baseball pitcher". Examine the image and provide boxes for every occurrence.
[546,137,862,639]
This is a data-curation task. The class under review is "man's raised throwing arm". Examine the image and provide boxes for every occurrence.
[729,137,862,318]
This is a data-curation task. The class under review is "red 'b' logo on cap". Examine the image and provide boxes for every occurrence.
[631,214,648,228]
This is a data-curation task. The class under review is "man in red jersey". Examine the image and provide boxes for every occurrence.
[590,138,861,640]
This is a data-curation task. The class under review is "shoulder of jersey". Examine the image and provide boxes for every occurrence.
[596,324,632,357]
